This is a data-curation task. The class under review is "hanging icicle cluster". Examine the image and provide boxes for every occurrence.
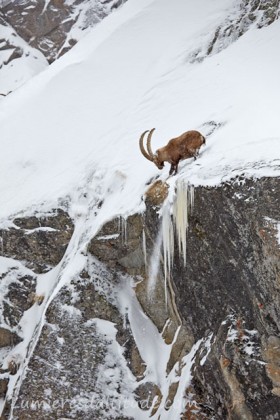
[146,179,194,299]
[173,179,194,267]
[161,179,194,282]
[162,204,174,303]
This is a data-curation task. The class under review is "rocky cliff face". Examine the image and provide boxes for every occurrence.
[0,0,126,94]
[0,176,279,419]
[88,176,280,419]
[1,0,127,64]
[172,177,280,419]
[0,1,279,418]
[1,0,279,95]
[189,0,280,62]
[0,13,48,96]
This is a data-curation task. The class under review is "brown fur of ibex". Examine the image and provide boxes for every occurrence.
[139,128,205,175]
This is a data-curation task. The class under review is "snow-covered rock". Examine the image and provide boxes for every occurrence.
[1,0,127,63]
[0,0,126,94]
[0,0,279,418]
[0,17,48,96]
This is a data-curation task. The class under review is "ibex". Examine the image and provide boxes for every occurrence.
[139,128,205,175]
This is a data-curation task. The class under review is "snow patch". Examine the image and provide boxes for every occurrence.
[97,233,120,240]
[264,216,280,248]
[24,226,58,234]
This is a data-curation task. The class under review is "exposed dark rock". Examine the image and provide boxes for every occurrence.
[10,268,145,419]
[115,319,146,380]
[0,12,48,95]
[263,335,280,397]
[89,176,280,417]
[0,378,9,399]
[173,177,280,338]
[189,0,280,62]
[0,209,74,273]
[1,271,37,328]
[2,176,279,419]
[88,198,195,371]
[0,37,22,67]
[0,0,127,95]
[134,382,162,411]
[173,177,280,418]
[0,327,22,348]
[165,381,179,410]
[7,359,19,376]
[88,213,146,276]
[1,0,127,63]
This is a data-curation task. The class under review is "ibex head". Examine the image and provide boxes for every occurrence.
[139,128,205,175]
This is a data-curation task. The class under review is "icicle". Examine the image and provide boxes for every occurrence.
[142,229,147,271]
[118,215,121,236]
[147,225,163,296]
[162,204,174,305]
[173,179,188,266]
[123,218,127,244]
[190,184,195,213]
[120,216,127,245]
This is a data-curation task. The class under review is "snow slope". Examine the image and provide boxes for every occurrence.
[1,1,280,417]
[0,0,279,222]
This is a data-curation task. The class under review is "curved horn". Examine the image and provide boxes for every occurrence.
[139,130,153,161]
[147,128,156,158]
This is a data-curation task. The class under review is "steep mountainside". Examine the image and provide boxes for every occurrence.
[0,0,279,418]
[189,0,280,61]
[0,177,279,419]
[1,0,127,63]
[0,0,126,94]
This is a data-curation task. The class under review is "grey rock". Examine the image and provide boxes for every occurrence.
[1,0,127,63]
[89,176,280,418]
[0,327,22,348]
[134,382,162,411]
[189,0,280,63]
[10,268,145,419]
[89,213,146,276]
[175,177,280,418]
[0,378,9,399]
[0,209,74,273]
[2,176,280,419]
[2,272,37,328]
